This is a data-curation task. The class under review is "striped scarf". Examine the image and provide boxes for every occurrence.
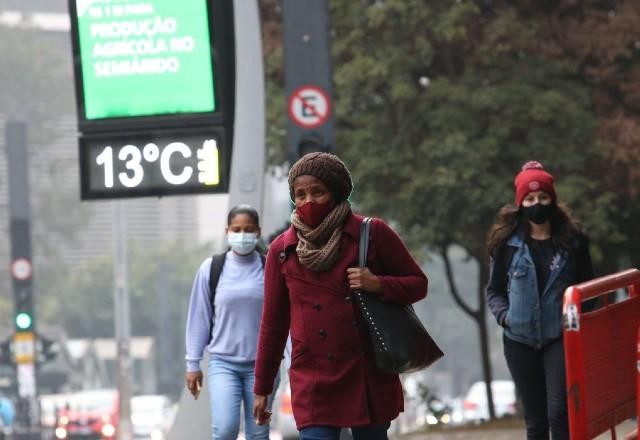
[290,201,351,272]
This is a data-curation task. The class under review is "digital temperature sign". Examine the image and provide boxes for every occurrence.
[70,0,217,121]
[79,128,228,199]
[68,0,235,199]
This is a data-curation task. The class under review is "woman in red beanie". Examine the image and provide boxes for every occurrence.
[485,161,594,439]
[252,152,428,440]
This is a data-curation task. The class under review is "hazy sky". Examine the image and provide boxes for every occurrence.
[2,0,67,13]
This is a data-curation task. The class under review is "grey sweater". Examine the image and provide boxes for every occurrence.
[185,250,264,372]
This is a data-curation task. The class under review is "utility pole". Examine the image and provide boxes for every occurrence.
[113,201,132,440]
[6,120,40,440]
[227,0,266,214]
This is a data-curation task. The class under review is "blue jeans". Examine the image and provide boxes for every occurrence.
[208,357,277,440]
[299,423,390,440]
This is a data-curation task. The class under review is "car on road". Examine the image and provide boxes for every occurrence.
[54,389,119,439]
[131,394,174,440]
[462,380,517,422]
[40,393,70,440]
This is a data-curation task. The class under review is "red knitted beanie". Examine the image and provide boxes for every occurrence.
[514,161,556,206]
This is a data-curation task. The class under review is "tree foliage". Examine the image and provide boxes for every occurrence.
[38,241,209,395]
[40,241,206,338]
[331,1,611,261]
[261,0,635,268]
[260,0,287,165]
[518,0,640,268]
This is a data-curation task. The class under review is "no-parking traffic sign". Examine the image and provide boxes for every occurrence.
[288,85,331,129]
[11,258,32,281]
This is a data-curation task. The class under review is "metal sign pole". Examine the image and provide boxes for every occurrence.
[6,120,40,440]
[113,200,132,440]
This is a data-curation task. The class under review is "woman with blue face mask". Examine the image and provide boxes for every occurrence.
[184,204,276,440]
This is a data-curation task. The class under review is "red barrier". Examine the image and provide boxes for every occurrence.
[563,268,640,440]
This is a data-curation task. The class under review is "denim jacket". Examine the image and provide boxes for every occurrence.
[486,229,594,348]
[502,233,573,348]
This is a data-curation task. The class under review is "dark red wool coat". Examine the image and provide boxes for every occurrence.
[254,213,428,429]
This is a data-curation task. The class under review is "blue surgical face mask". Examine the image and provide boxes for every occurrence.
[227,232,258,255]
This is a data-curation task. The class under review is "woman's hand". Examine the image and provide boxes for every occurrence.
[253,394,272,425]
[185,371,203,399]
[347,267,381,292]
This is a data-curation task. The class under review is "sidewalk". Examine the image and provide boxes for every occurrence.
[391,419,637,439]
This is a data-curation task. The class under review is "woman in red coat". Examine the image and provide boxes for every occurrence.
[252,152,428,440]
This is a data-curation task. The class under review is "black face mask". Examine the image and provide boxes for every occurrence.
[522,203,554,225]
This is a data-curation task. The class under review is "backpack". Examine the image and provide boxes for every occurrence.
[207,252,266,341]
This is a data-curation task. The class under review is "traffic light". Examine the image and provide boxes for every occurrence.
[15,312,33,331]
[36,335,59,364]
[14,286,34,331]
[297,132,332,158]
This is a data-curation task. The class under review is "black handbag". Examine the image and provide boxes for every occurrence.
[354,217,444,374]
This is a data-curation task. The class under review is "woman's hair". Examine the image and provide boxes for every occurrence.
[227,204,260,227]
[486,202,582,255]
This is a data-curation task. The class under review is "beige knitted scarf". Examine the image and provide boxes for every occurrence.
[291,201,351,272]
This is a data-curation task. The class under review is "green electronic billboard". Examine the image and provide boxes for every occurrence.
[73,0,216,120]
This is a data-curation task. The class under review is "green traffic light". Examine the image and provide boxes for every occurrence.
[16,312,32,330]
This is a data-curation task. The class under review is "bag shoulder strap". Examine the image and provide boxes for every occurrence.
[208,252,228,313]
[359,217,372,267]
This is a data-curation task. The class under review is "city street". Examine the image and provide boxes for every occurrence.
[1,1,639,438]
